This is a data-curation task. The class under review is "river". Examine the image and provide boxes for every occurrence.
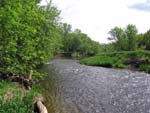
[40,59,150,113]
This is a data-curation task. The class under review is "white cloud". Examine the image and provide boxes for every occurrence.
[42,0,150,43]
[129,0,150,12]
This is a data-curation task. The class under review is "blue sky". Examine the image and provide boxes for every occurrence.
[129,0,150,12]
[41,0,150,43]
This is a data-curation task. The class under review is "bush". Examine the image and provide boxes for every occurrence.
[139,64,150,73]
[113,62,126,68]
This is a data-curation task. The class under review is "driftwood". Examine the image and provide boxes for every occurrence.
[34,99,48,113]
[0,72,35,90]
[36,101,48,113]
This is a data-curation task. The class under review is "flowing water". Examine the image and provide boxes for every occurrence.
[40,59,150,113]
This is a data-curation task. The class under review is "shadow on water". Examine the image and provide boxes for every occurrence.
[39,61,83,113]
[39,64,69,113]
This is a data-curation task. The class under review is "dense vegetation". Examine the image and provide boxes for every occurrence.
[107,24,150,51]
[81,24,150,72]
[0,80,41,113]
[0,0,62,79]
[80,51,150,71]
[59,23,100,58]
[0,0,66,111]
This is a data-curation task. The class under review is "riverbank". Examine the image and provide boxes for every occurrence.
[80,50,150,73]
[0,80,43,113]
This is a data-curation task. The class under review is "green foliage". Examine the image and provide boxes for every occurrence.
[141,30,150,50]
[112,62,126,68]
[126,24,138,50]
[139,64,150,73]
[0,80,41,113]
[0,0,62,78]
[98,43,115,53]
[60,26,101,57]
[80,56,117,67]
[108,24,138,51]
[71,52,82,60]
[109,27,127,51]
[108,25,150,52]
[80,50,150,72]
[0,95,34,113]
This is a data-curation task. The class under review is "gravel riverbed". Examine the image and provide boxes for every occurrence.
[45,59,150,113]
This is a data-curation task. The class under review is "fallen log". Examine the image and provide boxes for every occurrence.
[0,72,34,90]
[34,97,48,113]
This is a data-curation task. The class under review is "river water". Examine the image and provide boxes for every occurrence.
[40,59,150,113]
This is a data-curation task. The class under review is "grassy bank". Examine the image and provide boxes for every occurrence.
[0,80,41,113]
[80,50,150,72]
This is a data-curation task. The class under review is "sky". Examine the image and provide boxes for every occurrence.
[41,0,150,43]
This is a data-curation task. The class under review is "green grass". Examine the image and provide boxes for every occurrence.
[80,50,150,72]
[80,56,118,67]
[0,80,41,113]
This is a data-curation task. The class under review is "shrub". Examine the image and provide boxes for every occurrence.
[71,52,82,60]
[139,64,150,73]
[113,62,126,68]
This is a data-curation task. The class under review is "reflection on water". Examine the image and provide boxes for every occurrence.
[39,61,85,113]
[39,64,69,113]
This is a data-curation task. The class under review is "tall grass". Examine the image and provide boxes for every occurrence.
[80,56,117,67]
[0,80,41,113]
[80,50,150,72]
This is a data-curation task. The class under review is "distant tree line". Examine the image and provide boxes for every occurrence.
[107,24,150,52]
[59,23,100,57]
[80,25,150,73]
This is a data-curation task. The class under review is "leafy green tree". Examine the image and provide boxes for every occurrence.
[0,0,62,78]
[109,27,127,50]
[125,24,138,50]
[136,33,145,50]
[60,23,72,52]
[142,30,150,50]
[71,36,81,52]
[109,24,138,51]
[59,25,101,56]
[61,23,72,38]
